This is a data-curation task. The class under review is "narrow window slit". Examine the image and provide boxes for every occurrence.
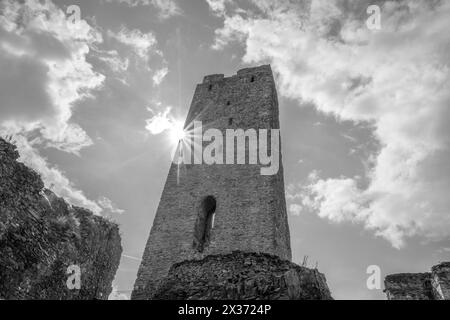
[193,196,216,252]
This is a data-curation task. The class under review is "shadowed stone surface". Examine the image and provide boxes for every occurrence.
[384,262,450,300]
[384,273,433,300]
[151,252,332,300]
[0,138,122,300]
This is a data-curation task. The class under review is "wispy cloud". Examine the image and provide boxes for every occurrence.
[106,25,168,83]
[152,67,168,86]
[107,26,157,60]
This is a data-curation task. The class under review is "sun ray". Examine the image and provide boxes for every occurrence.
[167,110,220,185]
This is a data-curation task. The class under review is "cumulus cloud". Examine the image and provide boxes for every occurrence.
[0,0,104,154]
[209,0,450,248]
[0,0,111,214]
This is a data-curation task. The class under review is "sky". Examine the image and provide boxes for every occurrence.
[0,0,449,300]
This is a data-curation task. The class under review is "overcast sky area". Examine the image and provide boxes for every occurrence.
[0,0,449,300]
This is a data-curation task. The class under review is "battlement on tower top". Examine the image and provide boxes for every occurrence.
[202,65,272,84]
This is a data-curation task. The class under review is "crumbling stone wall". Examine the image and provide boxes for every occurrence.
[384,262,450,300]
[384,273,433,300]
[133,65,291,299]
[0,138,122,300]
[431,262,450,300]
[151,252,332,300]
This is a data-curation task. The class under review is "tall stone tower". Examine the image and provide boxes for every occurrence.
[132,65,292,299]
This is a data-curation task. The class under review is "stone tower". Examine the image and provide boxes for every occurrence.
[132,65,292,299]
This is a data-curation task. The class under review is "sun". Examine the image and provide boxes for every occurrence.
[168,120,186,145]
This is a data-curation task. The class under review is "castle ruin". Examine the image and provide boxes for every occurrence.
[385,262,450,300]
[132,65,331,300]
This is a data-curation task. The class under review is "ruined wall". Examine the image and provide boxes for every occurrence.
[384,262,450,300]
[431,262,450,300]
[0,138,122,300]
[132,65,291,299]
[384,273,433,300]
[152,252,332,300]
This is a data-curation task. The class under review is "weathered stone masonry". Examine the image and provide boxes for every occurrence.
[0,138,122,300]
[132,65,332,300]
[384,262,450,300]
[152,251,332,300]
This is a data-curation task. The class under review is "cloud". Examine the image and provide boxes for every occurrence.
[104,0,182,19]
[98,197,125,215]
[152,67,168,85]
[150,0,182,19]
[289,204,303,216]
[107,26,157,60]
[95,49,130,73]
[210,0,450,248]
[106,26,168,81]
[0,0,104,154]
[205,0,231,15]
[0,0,110,215]
[145,106,174,135]
[0,1,167,215]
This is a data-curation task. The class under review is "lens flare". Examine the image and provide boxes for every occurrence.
[168,120,186,145]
